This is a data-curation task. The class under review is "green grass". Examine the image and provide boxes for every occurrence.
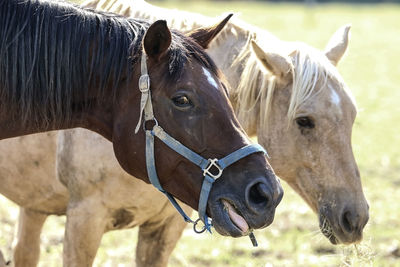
[1,1,400,266]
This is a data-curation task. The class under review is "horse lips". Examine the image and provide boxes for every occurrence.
[222,199,249,233]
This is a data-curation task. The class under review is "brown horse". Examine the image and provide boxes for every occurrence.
[0,0,282,243]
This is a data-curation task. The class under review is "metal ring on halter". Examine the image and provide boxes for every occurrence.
[193,218,207,234]
[143,117,159,131]
[202,158,223,179]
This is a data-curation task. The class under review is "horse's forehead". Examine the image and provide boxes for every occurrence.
[326,76,356,108]
[316,80,357,121]
[202,67,219,90]
[176,62,224,97]
[330,87,341,106]
[325,78,344,106]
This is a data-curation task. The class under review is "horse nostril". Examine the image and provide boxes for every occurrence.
[341,209,364,235]
[335,205,369,244]
[341,211,354,233]
[246,182,272,210]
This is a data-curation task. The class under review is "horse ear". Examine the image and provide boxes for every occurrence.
[143,20,172,61]
[187,13,233,49]
[324,24,351,66]
[251,40,292,79]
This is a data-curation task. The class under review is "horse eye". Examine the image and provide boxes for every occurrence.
[296,116,315,129]
[172,95,192,108]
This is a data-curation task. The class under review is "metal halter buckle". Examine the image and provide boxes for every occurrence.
[203,158,222,179]
[139,74,150,93]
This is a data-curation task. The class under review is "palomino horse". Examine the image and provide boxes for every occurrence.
[0,0,284,264]
[84,0,369,244]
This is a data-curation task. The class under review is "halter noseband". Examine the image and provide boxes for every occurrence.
[135,51,265,246]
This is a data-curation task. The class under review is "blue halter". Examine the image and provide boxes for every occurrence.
[135,52,265,244]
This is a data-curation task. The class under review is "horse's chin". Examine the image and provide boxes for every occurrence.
[319,214,339,244]
[319,214,358,245]
[208,199,251,237]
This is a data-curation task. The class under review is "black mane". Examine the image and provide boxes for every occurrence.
[0,0,219,126]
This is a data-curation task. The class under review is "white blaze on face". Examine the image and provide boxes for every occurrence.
[330,88,341,106]
[202,67,218,89]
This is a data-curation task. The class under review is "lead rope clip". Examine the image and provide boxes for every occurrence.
[249,232,258,247]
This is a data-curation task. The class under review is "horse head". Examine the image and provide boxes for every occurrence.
[249,25,368,244]
[111,17,283,237]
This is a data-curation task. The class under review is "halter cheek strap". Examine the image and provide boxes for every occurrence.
[135,51,266,245]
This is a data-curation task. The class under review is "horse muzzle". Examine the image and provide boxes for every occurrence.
[208,172,283,237]
[319,202,369,244]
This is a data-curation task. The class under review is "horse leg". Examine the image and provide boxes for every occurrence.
[0,249,6,267]
[13,208,48,267]
[136,204,190,267]
[63,198,108,267]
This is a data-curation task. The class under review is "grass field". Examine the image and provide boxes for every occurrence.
[1,1,400,266]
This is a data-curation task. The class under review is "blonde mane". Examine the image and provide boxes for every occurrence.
[233,35,347,130]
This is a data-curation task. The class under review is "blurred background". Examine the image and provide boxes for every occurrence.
[0,0,399,266]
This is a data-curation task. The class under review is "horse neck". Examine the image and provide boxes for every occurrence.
[0,0,135,140]
[0,91,114,140]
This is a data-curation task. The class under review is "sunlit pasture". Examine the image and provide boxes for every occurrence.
[1,1,399,266]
